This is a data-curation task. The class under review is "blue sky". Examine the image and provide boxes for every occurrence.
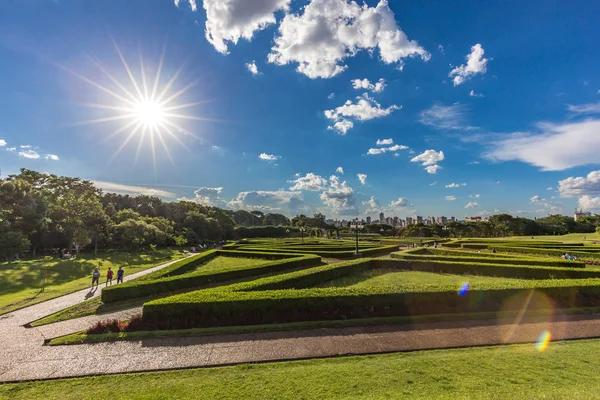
[1,0,600,219]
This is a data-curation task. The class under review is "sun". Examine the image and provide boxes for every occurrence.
[60,38,215,171]
[134,99,165,128]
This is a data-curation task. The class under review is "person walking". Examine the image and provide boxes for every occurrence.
[106,267,114,286]
[92,267,100,288]
[116,266,124,284]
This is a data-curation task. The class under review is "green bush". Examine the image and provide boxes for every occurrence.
[101,252,321,303]
[391,251,585,268]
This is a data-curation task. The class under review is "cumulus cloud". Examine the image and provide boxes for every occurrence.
[465,201,479,209]
[419,103,475,131]
[367,143,408,155]
[268,0,429,79]
[376,138,393,145]
[328,92,335,99]
[566,102,600,115]
[424,165,442,174]
[6,147,16,152]
[362,195,380,213]
[449,43,489,86]
[93,181,175,198]
[325,93,400,134]
[245,60,259,75]
[445,183,463,188]
[469,90,484,98]
[18,149,40,159]
[357,173,367,185]
[179,187,227,207]
[174,0,197,11]
[289,172,328,191]
[0,139,6,146]
[389,197,408,207]
[320,175,356,214]
[483,119,600,171]
[45,154,59,161]
[530,195,541,203]
[336,166,344,174]
[258,153,281,161]
[558,170,600,198]
[229,190,307,214]
[351,78,386,93]
[547,186,553,191]
[470,193,480,198]
[578,195,600,210]
[445,196,456,201]
[202,0,291,54]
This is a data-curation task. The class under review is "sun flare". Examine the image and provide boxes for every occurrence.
[60,39,214,171]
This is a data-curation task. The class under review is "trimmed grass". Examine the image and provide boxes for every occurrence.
[191,256,269,274]
[3,339,600,399]
[0,250,184,315]
[315,269,527,289]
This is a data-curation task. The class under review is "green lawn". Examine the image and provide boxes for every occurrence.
[192,256,270,273]
[0,250,184,315]
[2,339,600,399]
[316,269,527,289]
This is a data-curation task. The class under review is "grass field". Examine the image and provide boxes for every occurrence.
[0,250,184,315]
[315,269,527,289]
[2,339,600,399]
[191,256,270,273]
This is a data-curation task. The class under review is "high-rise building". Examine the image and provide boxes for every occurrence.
[406,217,413,225]
[441,216,448,225]
[393,216,399,226]
[450,216,456,222]
[366,216,371,224]
[416,216,423,224]
[379,212,385,223]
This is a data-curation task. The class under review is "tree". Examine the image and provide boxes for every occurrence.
[0,229,30,261]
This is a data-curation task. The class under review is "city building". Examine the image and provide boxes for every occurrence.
[416,216,423,224]
[574,208,591,221]
[379,212,385,223]
[406,217,413,225]
[393,216,399,226]
[366,216,371,224]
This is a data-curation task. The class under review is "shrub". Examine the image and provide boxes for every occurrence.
[390,251,585,268]
[86,319,123,334]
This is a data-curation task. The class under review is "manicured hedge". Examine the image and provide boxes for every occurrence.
[236,245,398,259]
[390,250,586,268]
[141,268,600,329]
[101,253,321,303]
[493,246,600,259]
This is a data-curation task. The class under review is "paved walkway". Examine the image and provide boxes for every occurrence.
[2,255,600,382]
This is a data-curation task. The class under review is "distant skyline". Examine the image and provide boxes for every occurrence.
[2,0,600,218]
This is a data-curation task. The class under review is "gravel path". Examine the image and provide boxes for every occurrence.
[2,254,600,383]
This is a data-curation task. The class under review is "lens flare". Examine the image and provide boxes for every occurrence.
[536,330,551,352]
[458,281,470,296]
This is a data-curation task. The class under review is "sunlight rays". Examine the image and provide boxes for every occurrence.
[61,37,208,171]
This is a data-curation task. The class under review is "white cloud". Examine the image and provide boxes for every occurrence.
[429,181,437,186]
[328,92,335,99]
[367,143,408,155]
[336,166,344,174]
[419,103,475,131]
[411,149,445,174]
[438,44,444,54]
[351,78,386,93]
[320,175,356,214]
[558,170,600,198]
[289,173,328,191]
[18,149,40,159]
[547,186,553,191]
[362,195,380,213]
[174,0,197,12]
[446,183,460,188]
[424,165,442,174]
[483,119,600,171]
[449,43,489,86]
[179,187,227,207]
[92,181,175,198]
[202,0,291,54]
[229,190,307,214]
[465,201,479,209]
[20,145,32,149]
[566,102,600,115]
[0,139,6,146]
[376,138,393,145]
[258,153,281,161]
[325,93,400,134]
[471,193,480,198]
[578,195,600,211]
[45,154,59,161]
[445,196,456,201]
[469,90,484,98]
[530,195,541,203]
[245,60,259,75]
[357,173,367,185]
[268,0,429,79]
[6,147,16,152]
[390,197,409,207]
[468,160,480,165]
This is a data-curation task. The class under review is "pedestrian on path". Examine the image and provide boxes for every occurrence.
[116,266,124,284]
[92,267,100,288]
[106,267,114,286]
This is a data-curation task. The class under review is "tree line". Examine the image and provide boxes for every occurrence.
[2,169,599,260]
